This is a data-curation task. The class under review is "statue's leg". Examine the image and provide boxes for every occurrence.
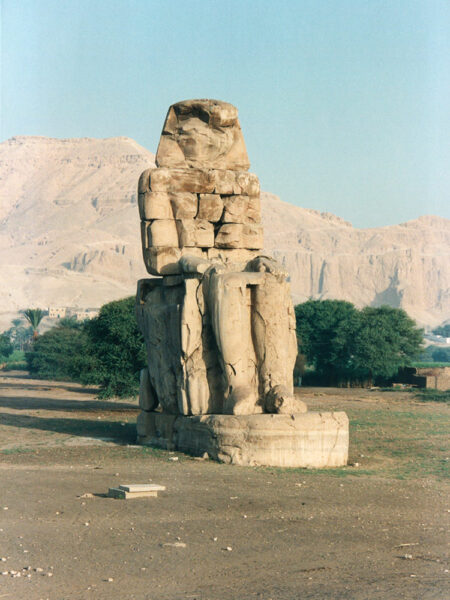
[252,274,307,413]
[206,269,259,415]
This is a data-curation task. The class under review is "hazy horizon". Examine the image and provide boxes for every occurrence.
[2,0,449,228]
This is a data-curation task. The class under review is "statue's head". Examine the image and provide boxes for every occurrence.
[139,99,262,276]
[156,99,250,171]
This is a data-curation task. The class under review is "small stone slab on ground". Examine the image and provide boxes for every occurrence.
[108,483,166,499]
[119,484,166,493]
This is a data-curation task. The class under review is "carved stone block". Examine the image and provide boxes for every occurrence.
[149,167,215,194]
[198,194,224,221]
[170,193,198,219]
[212,170,260,195]
[138,168,152,194]
[147,219,179,248]
[143,246,205,276]
[222,195,261,224]
[215,223,263,249]
[176,219,215,247]
[143,247,181,275]
[139,191,172,220]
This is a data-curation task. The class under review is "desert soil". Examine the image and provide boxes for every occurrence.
[0,371,449,599]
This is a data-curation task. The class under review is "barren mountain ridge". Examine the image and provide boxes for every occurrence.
[0,136,448,329]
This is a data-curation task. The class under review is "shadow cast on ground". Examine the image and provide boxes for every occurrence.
[0,411,137,444]
[0,381,98,394]
[0,396,139,413]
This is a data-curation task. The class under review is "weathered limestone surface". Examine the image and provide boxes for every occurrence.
[135,99,349,467]
[176,219,215,248]
[156,99,250,171]
[137,412,349,468]
[198,194,224,221]
[215,223,264,249]
[222,195,261,224]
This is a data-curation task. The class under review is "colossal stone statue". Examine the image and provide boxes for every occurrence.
[135,100,348,467]
[136,99,304,417]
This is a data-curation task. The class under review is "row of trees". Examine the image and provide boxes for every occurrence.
[26,297,146,398]
[0,309,47,362]
[13,297,425,396]
[432,324,450,338]
[295,300,424,385]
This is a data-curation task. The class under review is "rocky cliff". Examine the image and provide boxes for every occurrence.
[0,136,448,328]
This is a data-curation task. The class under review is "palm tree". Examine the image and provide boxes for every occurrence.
[23,309,45,340]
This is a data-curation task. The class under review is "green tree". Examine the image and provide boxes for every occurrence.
[295,299,360,384]
[351,306,424,383]
[23,309,45,340]
[26,319,88,380]
[0,332,13,361]
[432,324,450,338]
[295,300,424,385]
[7,319,32,351]
[431,347,450,363]
[78,297,146,398]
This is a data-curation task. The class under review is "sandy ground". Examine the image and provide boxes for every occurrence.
[0,371,449,599]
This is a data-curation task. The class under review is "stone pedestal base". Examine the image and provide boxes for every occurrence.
[137,411,349,468]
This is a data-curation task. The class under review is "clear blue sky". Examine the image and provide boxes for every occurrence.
[1,0,449,227]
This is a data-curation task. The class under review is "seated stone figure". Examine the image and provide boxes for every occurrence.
[136,99,306,416]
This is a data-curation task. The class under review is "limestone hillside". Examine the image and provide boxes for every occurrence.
[0,136,448,329]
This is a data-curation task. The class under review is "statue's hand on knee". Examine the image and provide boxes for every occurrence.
[179,254,214,275]
[247,256,289,281]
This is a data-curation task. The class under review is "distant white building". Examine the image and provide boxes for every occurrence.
[47,307,99,321]
[48,307,67,319]
[69,308,98,321]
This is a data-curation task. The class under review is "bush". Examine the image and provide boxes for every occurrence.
[295,300,360,384]
[77,297,146,398]
[431,347,450,363]
[25,297,146,399]
[295,300,424,386]
[0,332,13,362]
[26,321,88,380]
[352,306,423,383]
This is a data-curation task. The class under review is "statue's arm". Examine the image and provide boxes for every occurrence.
[246,255,289,280]
[179,254,213,275]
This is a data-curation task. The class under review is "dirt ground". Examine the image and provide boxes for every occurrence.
[0,371,448,600]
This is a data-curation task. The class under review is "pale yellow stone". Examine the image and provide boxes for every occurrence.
[143,246,206,275]
[206,248,258,268]
[155,99,250,171]
[149,167,215,194]
[139,191,198,220]
[138,168,152,193]
[222,195,261,224]
[143,247,181,276]
[170,193,198,219]
[236,171,260,196]
[213,170,260,195]
[140,221,149,251]
[147,219,179,248]
[176,219,214,247]
[198,194,224,221]
[139,191,172,220]
[215,223,263,249]
[135,101,350,469]
[137,412,349,468]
